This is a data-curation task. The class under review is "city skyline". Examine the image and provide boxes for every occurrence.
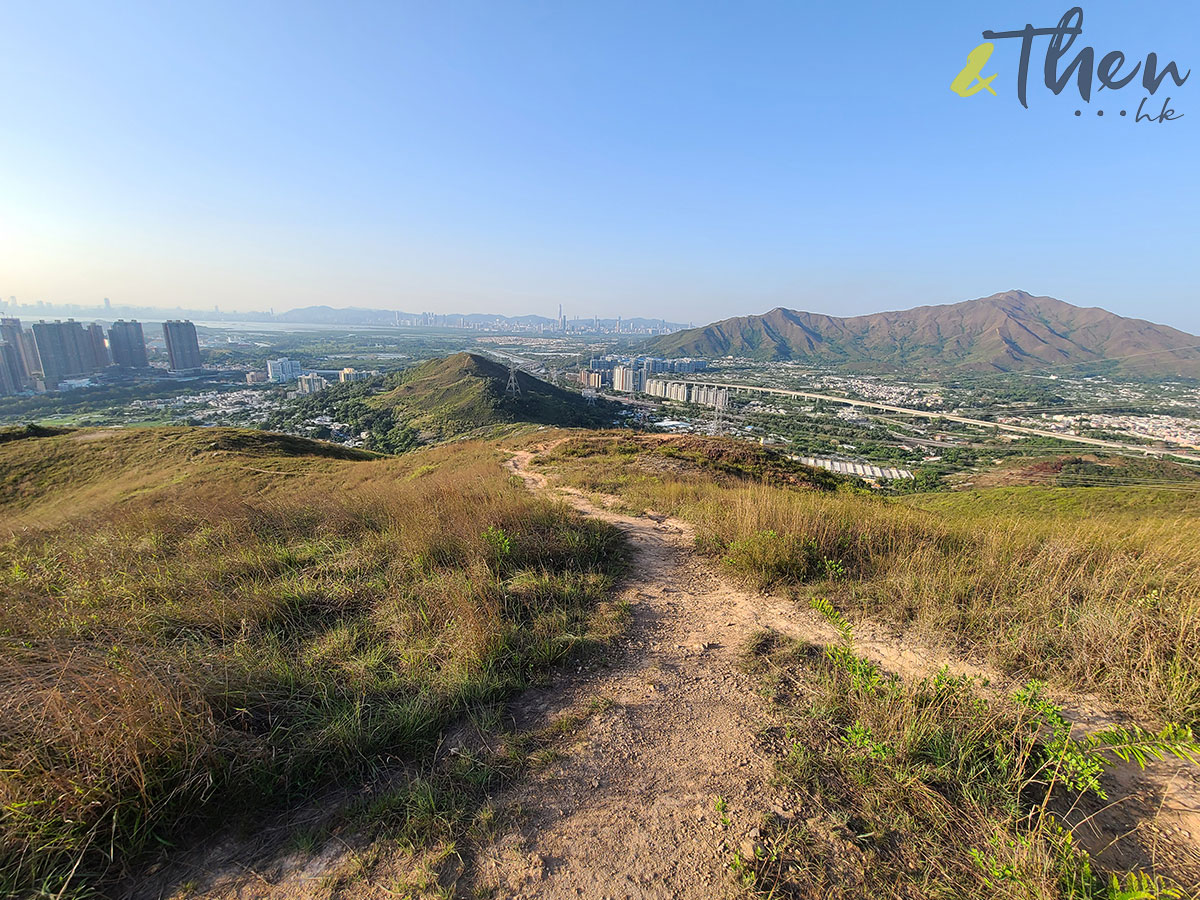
[1,2,1197,329]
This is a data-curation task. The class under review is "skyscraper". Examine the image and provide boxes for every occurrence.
[161,320,202,372]
[0,341,23,396]
[31,320,104,387]
[108,320,149,368]
[86,323,110,369]
[0,318,32,387]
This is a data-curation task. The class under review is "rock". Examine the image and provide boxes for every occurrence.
[739,838,765,859]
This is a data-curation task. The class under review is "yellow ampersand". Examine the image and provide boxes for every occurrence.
[951,42,998,96]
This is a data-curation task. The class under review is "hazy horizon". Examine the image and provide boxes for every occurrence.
[7,287,1200,337]
[2,1,1196,330]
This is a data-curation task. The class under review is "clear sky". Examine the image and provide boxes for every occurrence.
[1,1,1196,330]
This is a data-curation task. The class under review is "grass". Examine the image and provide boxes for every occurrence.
[738,630,1198,898]
[0,427,625,897]
[532,433,1200,727]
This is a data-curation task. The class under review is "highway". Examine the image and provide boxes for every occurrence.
[685,380,1200,462]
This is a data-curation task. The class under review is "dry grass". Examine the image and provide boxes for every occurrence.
[536,435,1200,727]
[0,430,624,897]
[739,631,1195,898]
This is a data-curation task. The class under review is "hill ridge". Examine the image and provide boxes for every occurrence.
[644,290,1200,376]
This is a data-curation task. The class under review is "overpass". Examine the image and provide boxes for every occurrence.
[683,380,1200,462]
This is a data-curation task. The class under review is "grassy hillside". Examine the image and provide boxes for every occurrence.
[644,290,1200,376]
[370,352,615,439]
[529,433,1200,726]
[0,426,624,896]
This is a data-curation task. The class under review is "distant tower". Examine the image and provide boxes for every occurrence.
[162,320,202,372]
[505,362,521,397]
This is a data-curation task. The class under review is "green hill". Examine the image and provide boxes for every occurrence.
[371,351,615,438]
[644,290,1200,376]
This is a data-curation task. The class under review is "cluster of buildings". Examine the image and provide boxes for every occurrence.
[643,379,730,408]
[396,308,680,336]
[999,412,1200,450]
[251,358,374,398]
[580,356,707,392]
[0,317,203,395]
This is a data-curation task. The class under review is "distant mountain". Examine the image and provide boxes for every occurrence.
[275,306,687,331]
[643,291,1200,377]
[370,352,616,438]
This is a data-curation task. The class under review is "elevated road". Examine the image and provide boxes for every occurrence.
[685,381,1200,462]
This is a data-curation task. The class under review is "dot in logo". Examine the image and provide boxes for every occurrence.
[1074,110,1081,116]
[1120,110,1127,116]
[1097,109,1104,116]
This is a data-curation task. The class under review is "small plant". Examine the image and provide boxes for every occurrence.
[809,596,853,645]
[482,524,512,569]
[1014,680,1200,801]
[845,720,892,759]
[714,795,731,827]
[1104,872,1184,900]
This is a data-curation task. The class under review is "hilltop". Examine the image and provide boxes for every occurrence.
[644,290,1200,376]
[2,425,1199,898]
[370,351,615,439]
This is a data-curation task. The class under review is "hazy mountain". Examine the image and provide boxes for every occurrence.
[643,291,1200,376]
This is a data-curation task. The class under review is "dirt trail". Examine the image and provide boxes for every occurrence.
[466,448,1200,896]
[129,448,1200,899]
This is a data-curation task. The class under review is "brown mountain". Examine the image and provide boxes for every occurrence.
[644,291,1200,376]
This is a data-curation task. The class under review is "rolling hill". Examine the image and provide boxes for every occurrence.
[644,290,1200,376]
[370,352,616,438]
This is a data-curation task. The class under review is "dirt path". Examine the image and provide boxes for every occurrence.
[464,449,1200,897]
[127,448,1200,898]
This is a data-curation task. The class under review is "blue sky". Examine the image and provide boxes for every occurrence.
[1,1,1196,330]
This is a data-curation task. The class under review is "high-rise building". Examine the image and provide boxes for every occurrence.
[296,373,328,394]
[162,320,202,372]
[267,357,303,382]
[339,367,370,383]
[108,320,149,368]
[0,342,23,396]
[32,320,105,388]
[19,331,39,382]
[0,318,32,387]
[612,365,641,393]
[86,323,110,369]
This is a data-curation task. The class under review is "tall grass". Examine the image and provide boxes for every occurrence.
[539,436,1200,726]
[740,632,1196,898]
[0,437,623,896]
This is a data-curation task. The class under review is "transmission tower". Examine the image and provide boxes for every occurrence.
[708,391,726,436]
[505,362,522,398]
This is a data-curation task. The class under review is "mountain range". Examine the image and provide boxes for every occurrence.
[642,291,1200,377]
